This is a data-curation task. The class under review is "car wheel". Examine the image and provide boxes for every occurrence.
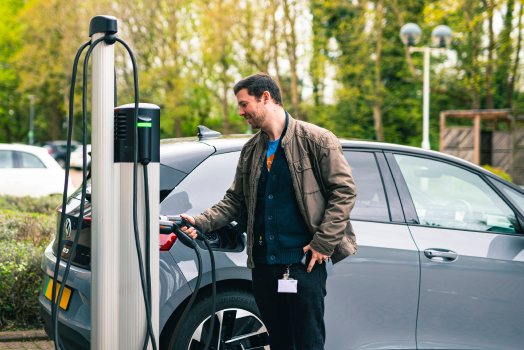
[161,288,269,350]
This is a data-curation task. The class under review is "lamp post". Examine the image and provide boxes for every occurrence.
[28,95,36,145]
[400,24,452,150]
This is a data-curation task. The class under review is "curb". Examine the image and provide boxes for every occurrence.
[0,330,49,342]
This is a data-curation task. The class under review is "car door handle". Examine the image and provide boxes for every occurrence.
[424,249,458,261]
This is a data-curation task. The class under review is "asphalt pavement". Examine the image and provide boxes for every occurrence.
[0,341,54,350]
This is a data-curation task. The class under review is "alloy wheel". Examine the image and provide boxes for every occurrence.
[188,308,270,350]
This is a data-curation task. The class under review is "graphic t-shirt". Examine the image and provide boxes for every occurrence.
[266,139,280,171]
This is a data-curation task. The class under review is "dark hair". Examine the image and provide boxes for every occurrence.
[233,73,284,108]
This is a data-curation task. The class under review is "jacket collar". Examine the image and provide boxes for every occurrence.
[259,110,296,146]
[281,112,296,146]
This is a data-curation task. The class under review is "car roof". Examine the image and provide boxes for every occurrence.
[0,143,51,154]
[45,140,81,145]
[160,135,510,185]
[0,143,63,169]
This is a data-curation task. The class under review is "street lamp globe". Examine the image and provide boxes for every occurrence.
[431,25,453,48]
[399,23,422,46]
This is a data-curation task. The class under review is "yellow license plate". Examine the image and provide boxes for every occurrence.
[44,277,72,311]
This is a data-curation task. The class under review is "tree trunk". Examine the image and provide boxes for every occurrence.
[508,1,522,108]
[484,0,495,109]
[283,0,300,120]
[222,75,228,135]
[373,0,384,141]
[271,0,281,86]
[389,0,419,78]
[464,2,481,109]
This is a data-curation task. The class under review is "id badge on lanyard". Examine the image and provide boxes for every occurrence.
[278,264,297,293]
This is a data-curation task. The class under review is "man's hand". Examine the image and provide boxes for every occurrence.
[303,245,330,273]
[179,214,198,240]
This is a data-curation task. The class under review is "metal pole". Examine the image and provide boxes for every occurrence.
[422,47,431,150]
[29,95,35,145]
[118,104,159,350]
[90,16,120,350]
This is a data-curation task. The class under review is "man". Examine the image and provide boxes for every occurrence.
[181,73,357,349]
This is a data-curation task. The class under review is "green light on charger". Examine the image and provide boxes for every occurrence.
[137,122,152,127]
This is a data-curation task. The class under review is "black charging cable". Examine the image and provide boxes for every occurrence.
[114,35,157,350]
[52,39,91,350]
[168,220,217,350]
[161,221,204,350]
[52,35,107,350]
[52,32,156,350]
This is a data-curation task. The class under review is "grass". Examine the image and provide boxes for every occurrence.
[0,195,59,331]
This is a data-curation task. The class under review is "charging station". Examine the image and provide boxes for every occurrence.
[53,14,216,350]
[90,17,160,349]
[89,16,120,350]
[114,103,160,350]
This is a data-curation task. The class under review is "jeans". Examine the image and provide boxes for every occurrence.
[251,262,327,350]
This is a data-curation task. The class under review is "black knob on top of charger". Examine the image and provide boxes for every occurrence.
[138,115,152,165]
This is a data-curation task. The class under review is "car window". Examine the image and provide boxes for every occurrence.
[160,152,240,216]
[343,151,390,221]
[0,150,14,168]
[394,154,519,234]
[160,164,187,202]
[491,180,524,215]
[19,152,46,168]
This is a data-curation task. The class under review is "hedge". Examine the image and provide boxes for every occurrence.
[0,194,62,216]
[0,203,57,331]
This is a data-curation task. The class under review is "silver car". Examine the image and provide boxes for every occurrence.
[39,136,524,349]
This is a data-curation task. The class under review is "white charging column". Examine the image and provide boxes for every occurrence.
[90,16,119,350]
[119,164,160,350]
[117,103,160,350]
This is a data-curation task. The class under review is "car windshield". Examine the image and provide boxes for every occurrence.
[71,179,91,198]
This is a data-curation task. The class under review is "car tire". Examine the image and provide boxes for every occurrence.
[160,288,269,350]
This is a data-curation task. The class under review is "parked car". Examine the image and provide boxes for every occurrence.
[42,140,81,168]
[40,132,524,350]
[0,144,75,197]
[69,145,91,170]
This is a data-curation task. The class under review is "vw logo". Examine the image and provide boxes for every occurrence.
[66,218,72,238]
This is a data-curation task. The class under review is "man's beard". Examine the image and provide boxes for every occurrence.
[246,107,266,129]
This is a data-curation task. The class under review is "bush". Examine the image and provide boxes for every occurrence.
[0,194,62,216]
[0,241,45,331]
[482,165,513,183]
[0,210,55,331]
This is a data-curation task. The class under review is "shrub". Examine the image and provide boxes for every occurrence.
[0,210,55,246]
[0,210,55,331]
[482,165,513,183]
[0,241,45,331]
[0,194,62,216]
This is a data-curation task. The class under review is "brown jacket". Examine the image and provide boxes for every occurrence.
[194,115,357,268]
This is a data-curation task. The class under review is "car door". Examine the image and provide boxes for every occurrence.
[0,150,21,195]
[15,151,50,196]
[160,151,252,286]
[324,150,420,349]
[388,152,524,350]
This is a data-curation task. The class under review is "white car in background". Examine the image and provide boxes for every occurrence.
[69,144,91,169]
[0,144,75,197]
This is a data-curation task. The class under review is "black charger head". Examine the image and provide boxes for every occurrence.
[114,103,160,164]
[138,115,152,165]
